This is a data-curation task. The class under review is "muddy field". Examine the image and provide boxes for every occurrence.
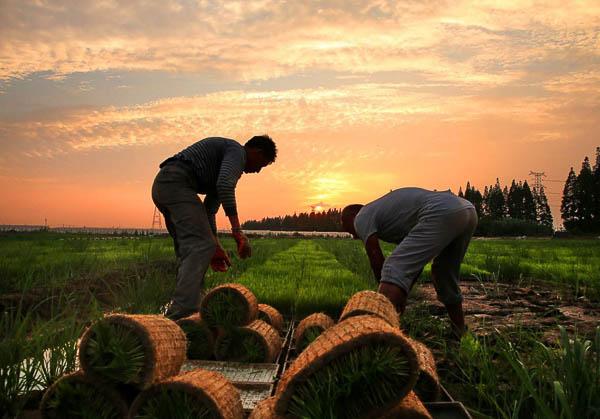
[415,277,600,343]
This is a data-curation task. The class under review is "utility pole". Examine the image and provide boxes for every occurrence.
[529,171,546,192]
[151,207,163,233]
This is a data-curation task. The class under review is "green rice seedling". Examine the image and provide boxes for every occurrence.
[130,369,243,419]
[200,284,258,328]
[40,372,128,419]
[83,321,146,385]
[299,327,323,351]
[214,328,266,363]
[287,344,412,419]
[176,315,214,360]
[132,388,215,419]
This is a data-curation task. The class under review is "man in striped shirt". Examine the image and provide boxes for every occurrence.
[152,135,277,320]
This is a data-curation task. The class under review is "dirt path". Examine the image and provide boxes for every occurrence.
[413,279,600,342]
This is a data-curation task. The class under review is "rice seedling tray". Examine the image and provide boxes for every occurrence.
[236,382,274,413]
[180,360,278,384]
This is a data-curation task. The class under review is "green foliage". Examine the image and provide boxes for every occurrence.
[298,326,324,352]
[201,290,248,327]
[44,378,121,419]
[214,328,266,362]
[288,344,411,419]
[84,322,146,385]
[0,306,83,416]
[179,321,213,360]
[134,388,215,419]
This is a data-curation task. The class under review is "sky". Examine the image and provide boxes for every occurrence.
[1,0,599,229]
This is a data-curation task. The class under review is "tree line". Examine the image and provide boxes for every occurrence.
[457,178,553,236]
[242,208,344,231]
[561,147,600,234]
[243,146,600,236]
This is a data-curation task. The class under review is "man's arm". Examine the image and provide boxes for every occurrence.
[364,233,385,282]
[204,193,221,236]
[217,148,251,258]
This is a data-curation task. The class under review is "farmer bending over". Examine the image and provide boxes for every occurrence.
[341,188,477,338]
[152,136,277,320]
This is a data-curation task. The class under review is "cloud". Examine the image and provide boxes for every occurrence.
[1,0,598,93]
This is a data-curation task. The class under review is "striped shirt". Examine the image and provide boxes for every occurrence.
[172,137,246,233]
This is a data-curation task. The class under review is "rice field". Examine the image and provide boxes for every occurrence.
[1,231,599,417]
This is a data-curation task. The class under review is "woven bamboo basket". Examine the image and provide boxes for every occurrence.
[275,315,419,418]
[129,369,243,419]
[200,283,259,327]
[214,320,282,363]
[40,371,128,419]
[380,391,432,419]
[293,312,335,353]
[339,290,400,328]
[248,397,284,419]
[258,303,284,332]
[407,337,441,402]
[176,313,215,360]
[79,314,186,389]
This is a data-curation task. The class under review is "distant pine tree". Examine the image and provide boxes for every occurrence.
[488,179,506,219]
[561,167,578,231]
[575,156,595,231]
[593,147,600,232]
[522,181,537,222]
[534,186,553,228]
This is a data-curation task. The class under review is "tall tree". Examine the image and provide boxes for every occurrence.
[507,180,522,219]
[593,147,600,232]
[535,186,553,228]
[561,167,577,230]
[522,181,537,222]
[488,179,506,219]
[575,157,595,230]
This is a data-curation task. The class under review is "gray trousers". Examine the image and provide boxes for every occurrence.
[151,161,216,316]
[381,207,478,305]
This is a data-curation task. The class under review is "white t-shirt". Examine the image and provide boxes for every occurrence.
[354,187,474,244]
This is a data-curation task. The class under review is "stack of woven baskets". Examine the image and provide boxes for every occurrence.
[252,290,441,419]
[40,313,245,419]
[178,283,283,363]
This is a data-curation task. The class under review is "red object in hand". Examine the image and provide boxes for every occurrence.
[233,231,252,259]
[210,246,231,272]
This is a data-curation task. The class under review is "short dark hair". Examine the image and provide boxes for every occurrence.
[245,135,277,162]
[341,204,364,221]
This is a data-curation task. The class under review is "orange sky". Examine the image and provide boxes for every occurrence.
[1,1,599,228]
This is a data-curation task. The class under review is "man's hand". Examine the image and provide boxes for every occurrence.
[232,230,251,259]
[210,245,231,272]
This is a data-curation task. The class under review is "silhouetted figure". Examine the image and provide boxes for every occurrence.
[152,136,277,320]
[341,187,477,338]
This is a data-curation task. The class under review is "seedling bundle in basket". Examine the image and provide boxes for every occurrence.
[129,369,243,419]
[293,312,335,353]
[40,371,129,419]
[214,319,282,363]
[79,314,187,389]
[339,289,400,328]
[200,283,259,328]
[276,315,420,418]
[176,314,215,360]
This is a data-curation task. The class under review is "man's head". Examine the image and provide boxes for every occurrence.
[244,135,277,173]
[341,204,363,239]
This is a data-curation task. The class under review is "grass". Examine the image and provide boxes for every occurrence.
[1,232,600,417]
[133,388,215,419]
[43,376,123,419]
[214,328,266,363]
[200,289,250,327]
[287,344,412,419]
[83,321,146,385]
[178,320,214,360]
[297,326,325,352]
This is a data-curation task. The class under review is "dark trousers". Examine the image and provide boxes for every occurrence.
[151,161,216,317]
